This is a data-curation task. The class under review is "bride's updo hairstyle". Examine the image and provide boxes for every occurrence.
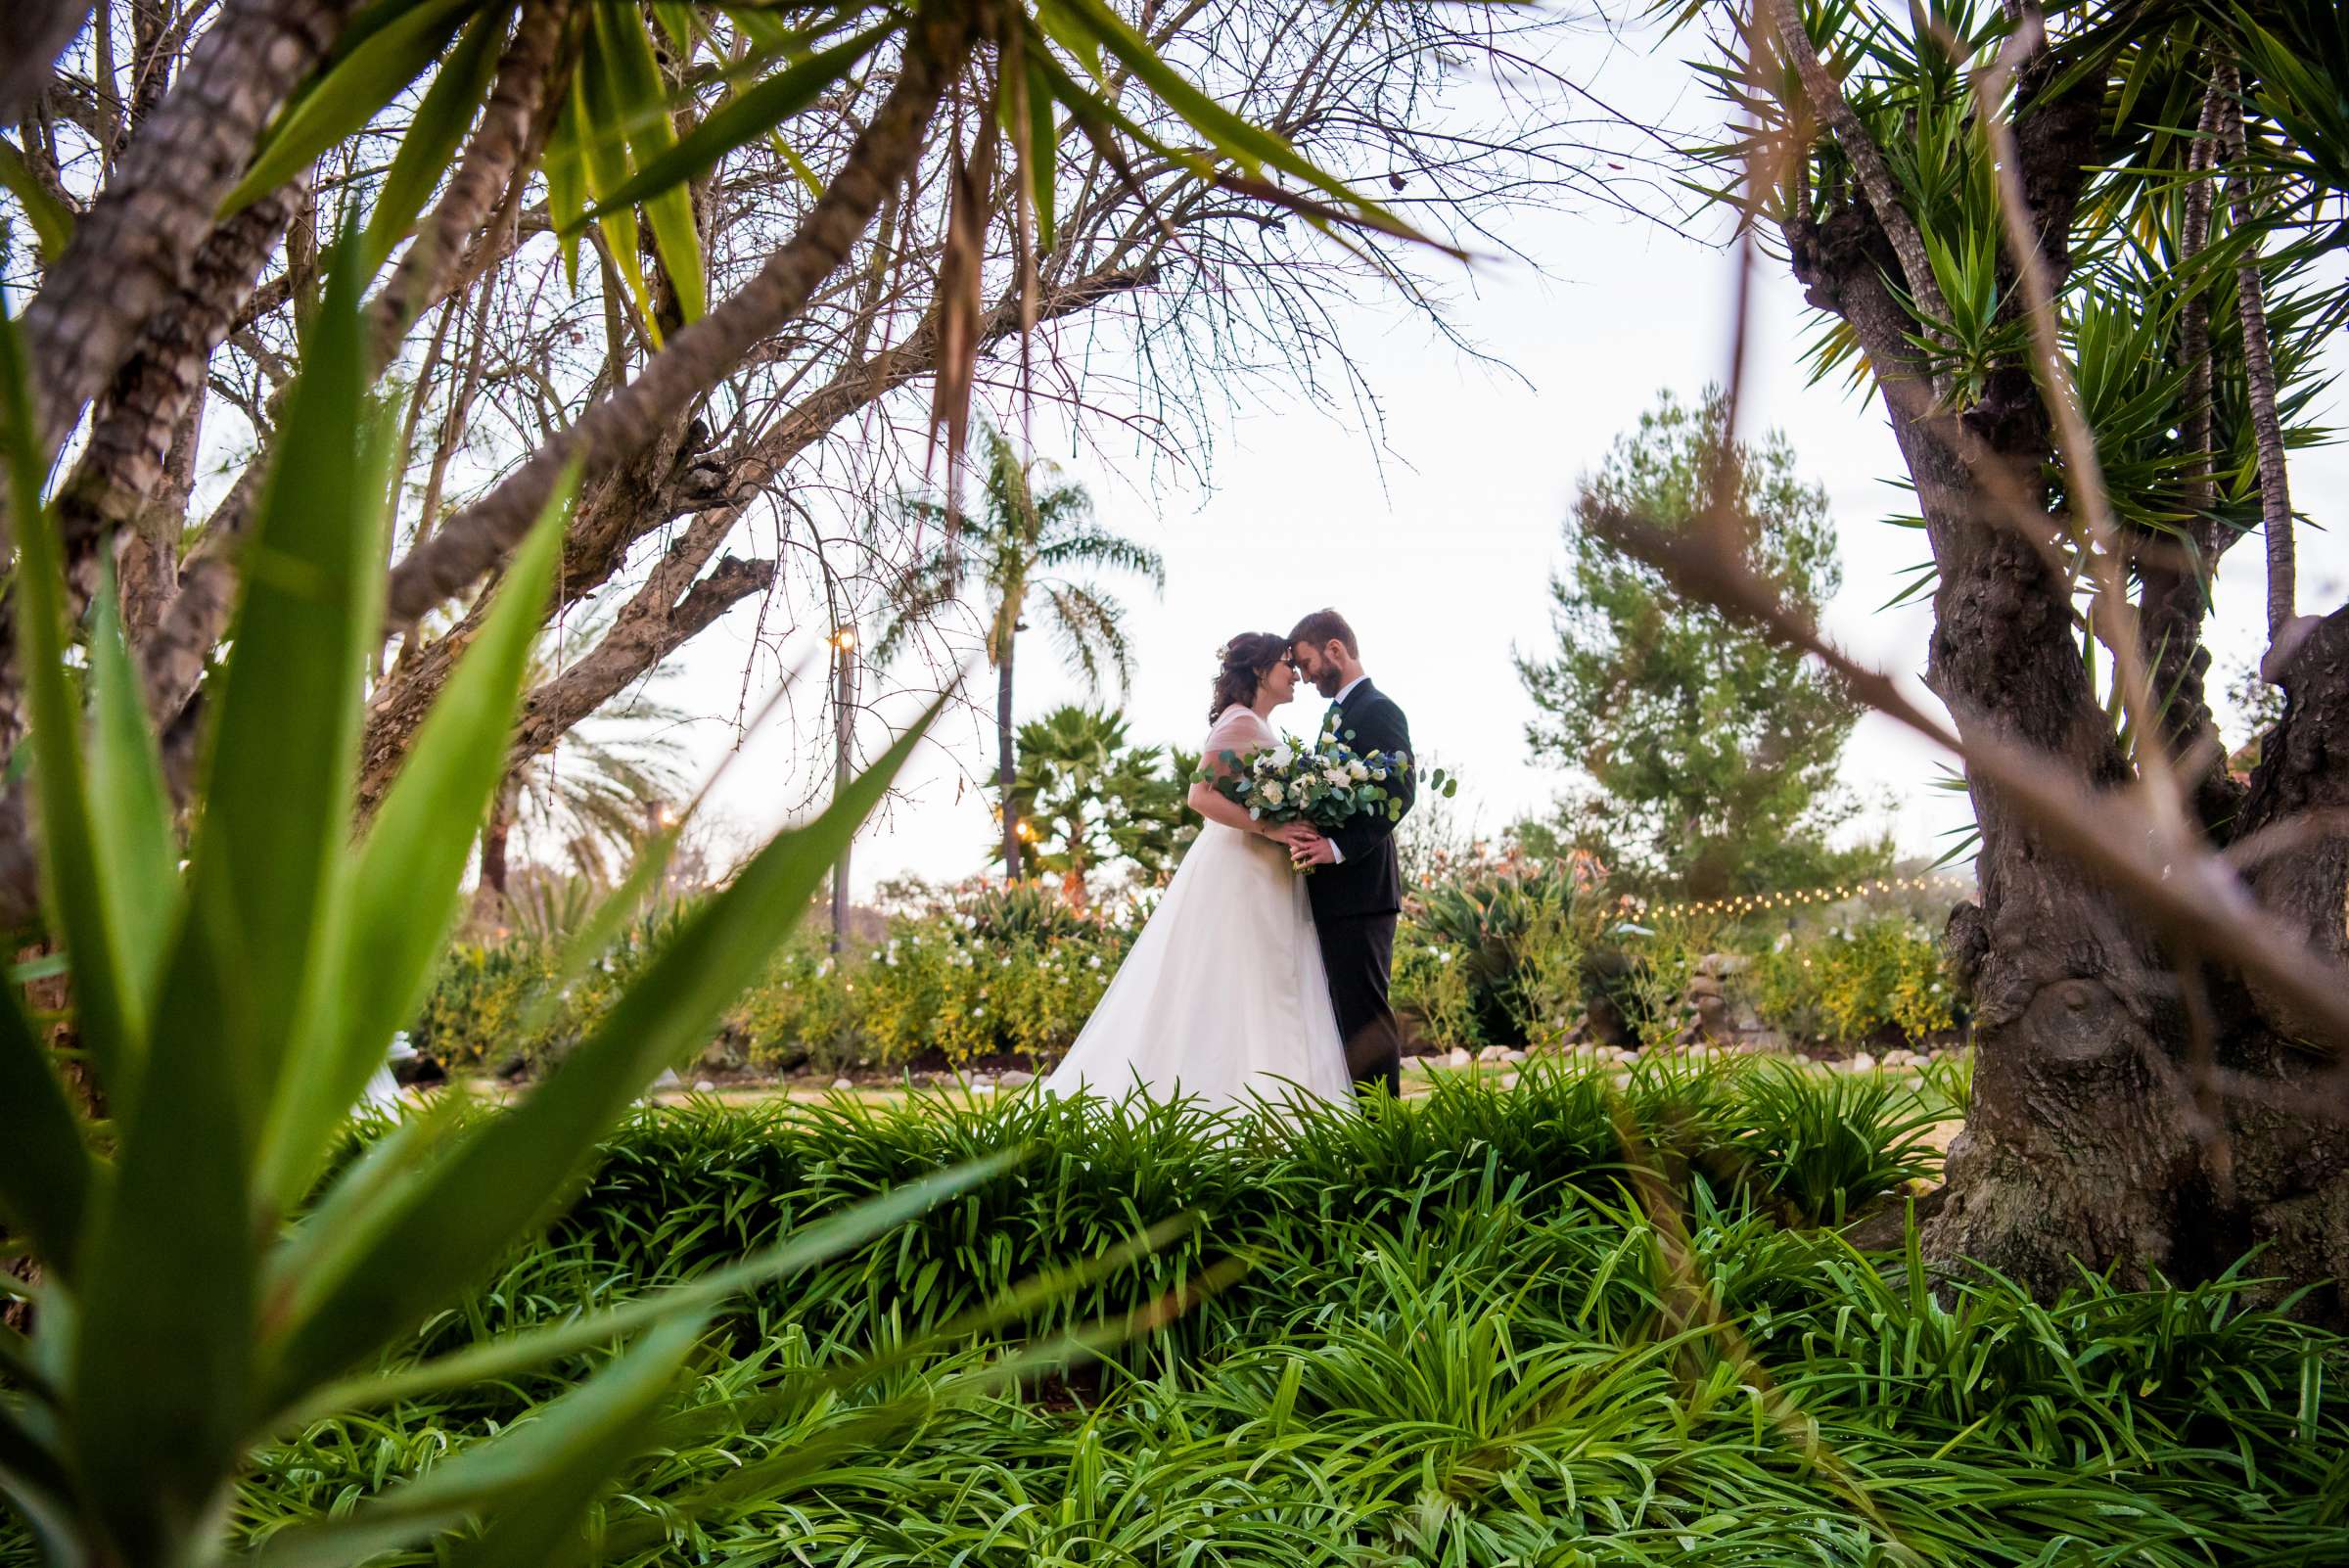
[1209,631,1290,721]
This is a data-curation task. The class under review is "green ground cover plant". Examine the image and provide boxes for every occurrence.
[14,1061,2339,1567]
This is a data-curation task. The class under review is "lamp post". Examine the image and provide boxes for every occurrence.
[644,800,675,899]
[828,623,856,955]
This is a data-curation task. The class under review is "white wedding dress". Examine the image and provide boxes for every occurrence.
[1044,705,1354,1112]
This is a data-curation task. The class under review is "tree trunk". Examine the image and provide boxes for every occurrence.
[2134,69,2238,833]
[480,791,515,900]
[1774,63,2349,1317]
[1901,352,2349,1324]
[997,643,1019,880]
[2213,56,2297,649]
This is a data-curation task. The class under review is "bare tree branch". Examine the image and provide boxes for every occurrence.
[367,0,565,362]
[510,509,773,764]
[17,0,357,464]
[380,0,986,633]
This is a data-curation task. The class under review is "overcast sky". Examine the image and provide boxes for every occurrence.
[657,15,2349,897]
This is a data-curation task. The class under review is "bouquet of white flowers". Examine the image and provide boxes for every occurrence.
[1197,715,1451,866]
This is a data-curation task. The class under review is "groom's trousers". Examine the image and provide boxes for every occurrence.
[1317,911,1402,1097]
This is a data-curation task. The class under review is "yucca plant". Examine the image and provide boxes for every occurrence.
[0,240,1015,1568]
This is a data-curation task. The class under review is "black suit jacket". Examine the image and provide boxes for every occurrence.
[1308,679,1414,920]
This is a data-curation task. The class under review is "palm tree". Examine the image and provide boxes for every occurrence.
[994,706,1188,908]
[478,615,692,904]
[871,425,1165,878]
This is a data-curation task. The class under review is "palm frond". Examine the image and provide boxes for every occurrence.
[1034,529,1166,590]
[1041,582,1134,698]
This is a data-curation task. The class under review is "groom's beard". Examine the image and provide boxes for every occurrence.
[1314,670,1342,698]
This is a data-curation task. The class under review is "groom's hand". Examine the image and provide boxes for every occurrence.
[1290,833,1337,868]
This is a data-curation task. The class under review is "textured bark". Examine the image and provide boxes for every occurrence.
[137,531,237,737]
[2134,72,2236,832]
[480,784,516,899]
[121,399,202,641]
[1904,87,2251,1292]
[137,0,562,731]
[124,0,178,141]
[16,0,358,462]
[30,176,301,635]
[2235,611,2349,1027]
[366,0,566,361]
[359,513,769,811]
[0,170,299,890]
[1759,0,1950,390]
[381,0,989,633]
[1777,42,2349,1315]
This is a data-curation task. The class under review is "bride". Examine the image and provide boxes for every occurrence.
[1044,632,1354,1110]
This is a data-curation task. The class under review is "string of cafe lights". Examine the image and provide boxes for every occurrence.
[1627,870,1975,920]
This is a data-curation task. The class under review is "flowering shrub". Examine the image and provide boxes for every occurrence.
[1609,915,1724,1051]
[1393,933,1482,1044]
[1393,843,1599,1047]
[410,905,690,1070]
[412,873,1963,1075]
[410,940,540,1069]
[1750,916,1957,1044]
[410,885,1138,1076]
[819,915,1128,1068]
[1391,844,1961,1052]
[728,933,866,1074]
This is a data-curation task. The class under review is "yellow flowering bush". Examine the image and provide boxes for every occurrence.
[731,896,1133,1072]
[1751,917,1955,1045]
[412,879,1961,1075]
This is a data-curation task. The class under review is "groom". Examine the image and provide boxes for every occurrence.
[1282,609,1414,1097]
